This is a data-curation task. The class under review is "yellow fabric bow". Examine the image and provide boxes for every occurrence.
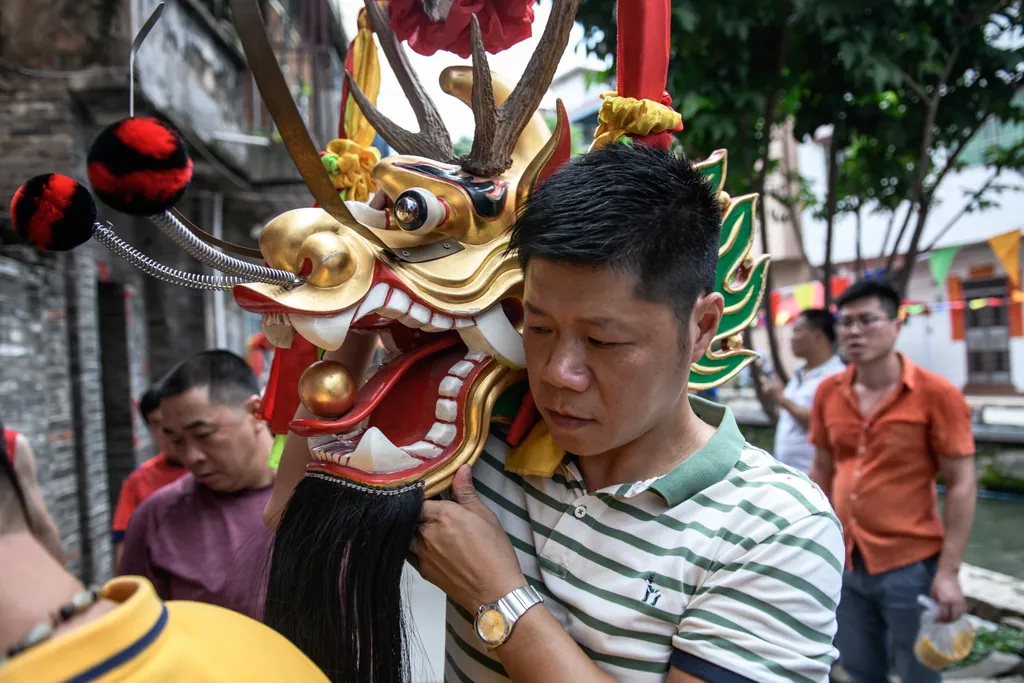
[322,139,381,204]
[590,91,683,150]
[504,421,566,478]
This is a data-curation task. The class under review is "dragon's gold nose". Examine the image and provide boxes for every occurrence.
[297,232,357,288]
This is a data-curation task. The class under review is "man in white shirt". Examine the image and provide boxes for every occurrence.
[762,309,845,473]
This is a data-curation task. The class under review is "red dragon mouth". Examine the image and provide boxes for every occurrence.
[233,270,523,485]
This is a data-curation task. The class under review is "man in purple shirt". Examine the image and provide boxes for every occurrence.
[120,350,276,621]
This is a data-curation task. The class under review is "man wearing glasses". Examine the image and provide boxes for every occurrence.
[809,280,977,683]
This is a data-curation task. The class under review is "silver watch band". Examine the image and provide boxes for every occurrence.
[497,585,544,624]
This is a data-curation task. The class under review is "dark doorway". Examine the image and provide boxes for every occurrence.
[97,282,136,516]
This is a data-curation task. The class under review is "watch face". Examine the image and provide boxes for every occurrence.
[476,607,510,646]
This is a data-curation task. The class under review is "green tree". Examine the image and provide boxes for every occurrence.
[576,0,1023,372]
[577,0,808,386]
[793,0,1024,298]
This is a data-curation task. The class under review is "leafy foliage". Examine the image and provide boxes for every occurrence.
[575,0,1023,295]
[947,625,1024,669]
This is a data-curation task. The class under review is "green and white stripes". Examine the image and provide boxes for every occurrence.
[445,400,843,683]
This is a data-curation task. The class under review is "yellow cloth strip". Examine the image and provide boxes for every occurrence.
[504,421,566,478]
[345,10,380,147]
[590,91,682,150]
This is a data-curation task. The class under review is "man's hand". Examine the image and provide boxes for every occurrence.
[760,375,785,403]
[410,464,526,612]
[931,569,966,622]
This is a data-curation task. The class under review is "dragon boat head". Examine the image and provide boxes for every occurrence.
[231,0,577,496]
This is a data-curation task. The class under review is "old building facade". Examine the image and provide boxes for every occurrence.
[0,0,346,581]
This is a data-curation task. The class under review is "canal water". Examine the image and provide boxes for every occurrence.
[947,494,1024,579]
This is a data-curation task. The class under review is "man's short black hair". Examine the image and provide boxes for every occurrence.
[138,387,163,423]
[160,350,260,407]
[835,280,901,319]
[510,142,722,331]
[799,308,836,343]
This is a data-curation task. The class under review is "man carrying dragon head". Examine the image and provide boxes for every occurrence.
[9,0,842,681]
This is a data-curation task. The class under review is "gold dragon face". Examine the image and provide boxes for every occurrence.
[232,66,571,494]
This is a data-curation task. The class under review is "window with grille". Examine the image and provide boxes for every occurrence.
[963,276,1012,385]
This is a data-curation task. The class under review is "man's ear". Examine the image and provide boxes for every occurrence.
[244,394,263,422]
[689,292,725,364]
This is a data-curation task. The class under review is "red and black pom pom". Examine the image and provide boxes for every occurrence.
[10,174,97,252]
[87,116,193,216]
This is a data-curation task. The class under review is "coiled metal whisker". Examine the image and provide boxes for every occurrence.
[92,223,248,291]
[151,211,302,288]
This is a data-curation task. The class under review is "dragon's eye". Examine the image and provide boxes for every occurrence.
[393,188,447,235]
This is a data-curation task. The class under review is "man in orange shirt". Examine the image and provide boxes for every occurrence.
[111,387,187,571]
[810,280,977,683]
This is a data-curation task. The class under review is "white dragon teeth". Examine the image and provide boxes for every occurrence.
[402,441,443,459]
[379,289,412,319]
[345,427,423,473]
[400,303,432,328]
[425,422,457,447]
[354,282,390,322]
[289,307,357,352]
[457,304,526,367]
[307,352,492,472]
[261,313,295,349]
[439,376,463,398]
[449,361,475,378]
[422,312,455,333]
[435,398,458,422]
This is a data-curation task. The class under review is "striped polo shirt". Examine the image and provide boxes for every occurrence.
[445,397,844,683]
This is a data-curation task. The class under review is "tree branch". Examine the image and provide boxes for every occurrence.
[893,64,932,104]
[753,3,795,387]
[879,204,902,261]
[923,168,1001,252]
[822,127,841,308]
[926,113,993,201]
[890,44,961,295]
[885,199,916,274]
[774,141,821,279]
[855,204,864,276]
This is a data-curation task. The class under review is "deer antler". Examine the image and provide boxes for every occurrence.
[346,0,454,161]
[462,0,581,178]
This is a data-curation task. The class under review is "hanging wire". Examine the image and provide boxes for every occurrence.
[150,211,302,287]
[0,56,126,79]
[92,223,249,291]
[129,3,165,117]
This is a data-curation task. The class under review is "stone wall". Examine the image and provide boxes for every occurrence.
[1,0,335,583]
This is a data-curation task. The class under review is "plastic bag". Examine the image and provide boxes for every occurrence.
[913,595,977,670]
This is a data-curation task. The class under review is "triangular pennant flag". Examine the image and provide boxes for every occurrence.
[987,229,1022,288]
[793,282,816,310]
[928,246,958,288]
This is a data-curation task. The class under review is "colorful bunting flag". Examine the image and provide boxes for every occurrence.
[987,229,1022,288]
[793,282,817,310]
[928,246,958,288]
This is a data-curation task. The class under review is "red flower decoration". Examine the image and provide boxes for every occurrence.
[387,0,536,58]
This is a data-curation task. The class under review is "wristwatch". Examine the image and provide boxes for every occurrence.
[474,585,544,650]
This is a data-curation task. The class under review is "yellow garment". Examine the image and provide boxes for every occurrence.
[0,576,327,682]
[504,421,566,477]
[324,138,381,203]
[590,91,683,150]
[344,9,381,147]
